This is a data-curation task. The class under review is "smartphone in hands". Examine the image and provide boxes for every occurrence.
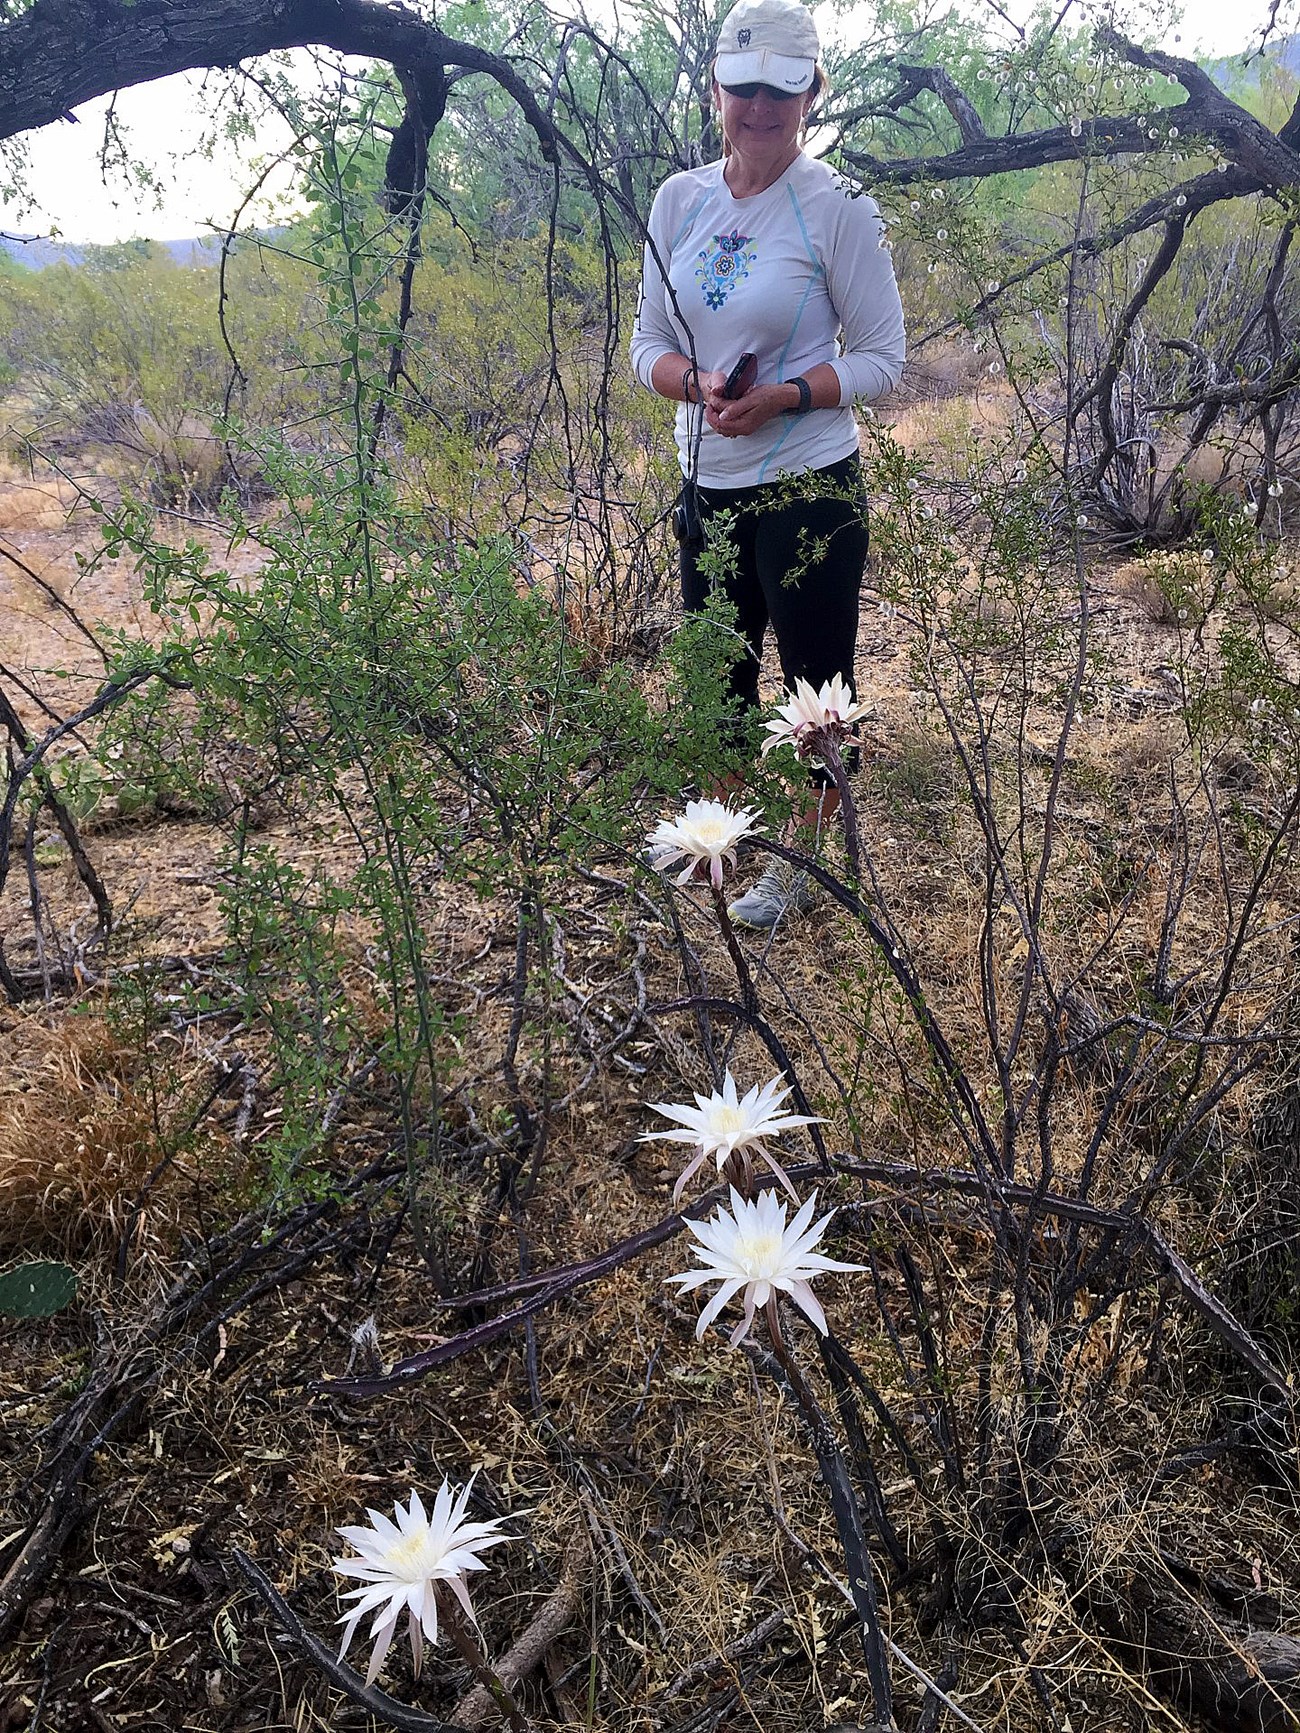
[722,352,757,400]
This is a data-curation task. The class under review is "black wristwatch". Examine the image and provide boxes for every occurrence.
[785,376,813,415]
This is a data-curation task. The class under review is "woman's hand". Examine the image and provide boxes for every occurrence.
[703,381,792,439]
[694,368,730,404]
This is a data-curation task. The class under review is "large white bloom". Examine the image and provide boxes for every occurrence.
[334,1480,512,1684]
[641,1070,823,1204]
[668,1186,865,1347]
[760,674,872,758]
[646,797,762,889]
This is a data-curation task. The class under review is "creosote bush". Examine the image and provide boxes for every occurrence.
[91,441,752,1189]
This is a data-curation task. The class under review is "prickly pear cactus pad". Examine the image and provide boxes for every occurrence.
[0,1261,78,1318]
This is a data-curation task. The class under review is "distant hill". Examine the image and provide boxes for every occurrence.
[1207,31,1300,83]
[0,229,282,271]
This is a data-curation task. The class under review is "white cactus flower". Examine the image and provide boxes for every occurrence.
[641,1070,823,1204]
[760,675,872,759]
[334,1480,512,1684]
[668,1186,865,1346]
[646,797,762,889]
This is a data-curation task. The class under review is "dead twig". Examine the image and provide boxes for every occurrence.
[231,1549,461,1733]
[451,1533,587,1729]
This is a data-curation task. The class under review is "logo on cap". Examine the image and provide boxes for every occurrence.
[737,27,751,44]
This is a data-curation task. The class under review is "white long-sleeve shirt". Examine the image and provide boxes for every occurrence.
[630,152,905,488]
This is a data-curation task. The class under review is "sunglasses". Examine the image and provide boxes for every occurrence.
[720,81,804,101]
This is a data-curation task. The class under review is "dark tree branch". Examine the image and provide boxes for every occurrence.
[841,25,1300,196]
[0,0,563,161]
[231,1550,464,1733]
[917,164,1260,342]
[0,537,108,661]
[0,677,114,967]
[891,62,987,145]
[1083,214,1189,486]
[5,7,1298,212]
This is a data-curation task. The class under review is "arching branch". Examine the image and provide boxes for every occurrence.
[890,62,987,145]
[0,0,564,163]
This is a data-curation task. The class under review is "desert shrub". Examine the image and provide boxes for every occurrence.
[5,28,1300,1728]
[88,431,748,1187]
[0,241,328,497]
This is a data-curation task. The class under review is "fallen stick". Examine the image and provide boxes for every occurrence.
[451,1534,587,1730]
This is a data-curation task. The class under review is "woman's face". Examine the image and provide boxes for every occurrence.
[714,78,812,166]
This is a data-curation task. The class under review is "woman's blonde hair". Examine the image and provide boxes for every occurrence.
[805,62,831,132]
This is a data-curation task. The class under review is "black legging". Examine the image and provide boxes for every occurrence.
[680,453,869,781]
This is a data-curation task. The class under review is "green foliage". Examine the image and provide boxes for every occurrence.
[0,1260,78,1318]
[5,0,1295,1211]
[0,239,329,494]
[93,431,743,1179]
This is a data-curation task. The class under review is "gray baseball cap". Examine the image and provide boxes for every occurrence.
[715,0,820,93]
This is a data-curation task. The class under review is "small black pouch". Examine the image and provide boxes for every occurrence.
[670,479,704,548]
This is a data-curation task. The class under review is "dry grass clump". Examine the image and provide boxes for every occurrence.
[0,474,79,530]
[0,1014,175,1256]
[884,379,1016,469]
[1252,554,1300,621]
[1114,548,1217,626]
[99,407,227,505]
[1105,714,1178,778]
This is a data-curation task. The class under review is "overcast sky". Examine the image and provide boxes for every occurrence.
[0,0,1288,247]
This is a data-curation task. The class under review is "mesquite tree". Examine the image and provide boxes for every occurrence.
[2,0,1299,534]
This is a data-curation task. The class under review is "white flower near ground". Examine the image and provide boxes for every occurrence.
[760,675,872,758]
[646,797,762,889]
[334,1480,511,1685]
[642,1070,823,1204]
[668,1185,865,1346]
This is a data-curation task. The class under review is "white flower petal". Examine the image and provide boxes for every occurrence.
[364,1612,399,1686]
[331,1480,514,1683]
[645,799,762,888]
[761,675,872,759]
[446,1570,481,1630]
[786,1279,829,1335]
[643,1070,823,1203]
[666,1183,862,1346]
[696,1276,747,1337]
[671,1147,710,1206]
[337,1604,369,1664]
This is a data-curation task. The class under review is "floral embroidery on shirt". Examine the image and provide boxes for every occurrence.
[696,231,755,310]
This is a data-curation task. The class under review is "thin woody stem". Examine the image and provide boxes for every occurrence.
[762,1298,894,1728]
[436,1590,531,1733]
[815,733,861,883]
[710,880,759,1017]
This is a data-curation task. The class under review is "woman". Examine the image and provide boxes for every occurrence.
[631,0,905,928]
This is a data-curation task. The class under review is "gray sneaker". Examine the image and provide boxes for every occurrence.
[726,857,816,929]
